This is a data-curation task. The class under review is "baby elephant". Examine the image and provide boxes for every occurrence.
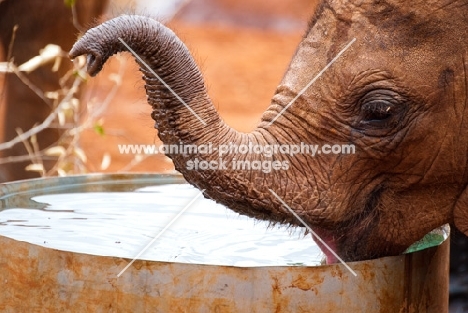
[70,0,468,266]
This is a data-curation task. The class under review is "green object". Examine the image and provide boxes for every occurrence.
[405,233,445,254]
[93,123,105,136]
[64,0,76,8]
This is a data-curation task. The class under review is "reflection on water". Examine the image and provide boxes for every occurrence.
[0,183,323,266]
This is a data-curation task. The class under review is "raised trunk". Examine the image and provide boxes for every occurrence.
[70,15,316,226]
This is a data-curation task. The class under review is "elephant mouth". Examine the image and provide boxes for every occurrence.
[313,185,385,264]
[310,226,341,264]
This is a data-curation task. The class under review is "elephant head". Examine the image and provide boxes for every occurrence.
[70,0,468,263]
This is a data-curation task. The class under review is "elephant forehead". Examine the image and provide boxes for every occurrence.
[327,0,464,16]
[326,0,468,41]
[305,2,465,78]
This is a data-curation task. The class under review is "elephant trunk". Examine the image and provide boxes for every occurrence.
[69,15,320,227]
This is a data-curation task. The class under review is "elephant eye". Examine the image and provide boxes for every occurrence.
[362,100,395,122]
[358,89,406,127]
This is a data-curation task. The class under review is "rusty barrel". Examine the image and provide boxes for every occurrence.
[0,174,449,312]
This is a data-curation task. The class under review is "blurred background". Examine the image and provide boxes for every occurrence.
[82,0,317,174]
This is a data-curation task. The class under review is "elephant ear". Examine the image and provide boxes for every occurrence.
[454,188,468,236]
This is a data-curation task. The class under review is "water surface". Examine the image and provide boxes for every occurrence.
[0,183,324,267]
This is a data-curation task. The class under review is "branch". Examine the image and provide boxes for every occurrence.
[0,75,82,151]
[11,65,52,106]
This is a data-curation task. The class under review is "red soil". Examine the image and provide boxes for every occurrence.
[79,1,317,174]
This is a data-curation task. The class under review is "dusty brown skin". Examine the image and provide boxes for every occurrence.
[70,0,468,262]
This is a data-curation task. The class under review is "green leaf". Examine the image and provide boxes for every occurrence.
[93,123,105,136]
[64,0,76,8]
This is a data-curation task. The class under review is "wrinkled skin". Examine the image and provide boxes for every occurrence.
[0,0,108,182]
[70,0,468,263]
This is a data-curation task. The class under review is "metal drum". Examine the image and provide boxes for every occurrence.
[0,174,449,312]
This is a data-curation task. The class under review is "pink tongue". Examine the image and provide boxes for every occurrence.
[310,228,340,264]
[324,247,339,264]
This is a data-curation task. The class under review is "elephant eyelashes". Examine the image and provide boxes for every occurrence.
[358,89,406,128]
